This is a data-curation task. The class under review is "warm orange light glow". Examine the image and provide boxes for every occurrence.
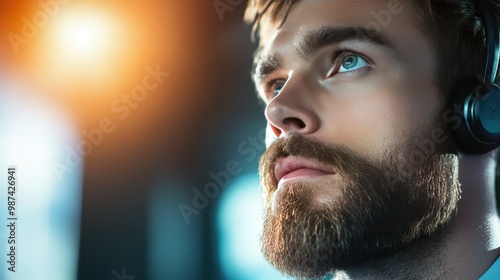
[37,4,125,89]
[1,0,184,119]
[52,8,115,59]
[27,2,146,99]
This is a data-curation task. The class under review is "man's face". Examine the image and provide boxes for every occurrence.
[254,1,461,278]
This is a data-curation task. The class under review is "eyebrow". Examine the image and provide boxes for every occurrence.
[253,26,398,82]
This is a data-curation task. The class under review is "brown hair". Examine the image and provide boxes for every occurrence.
[244,0,500,94]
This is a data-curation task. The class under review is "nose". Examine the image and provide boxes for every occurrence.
[264,72,320,138]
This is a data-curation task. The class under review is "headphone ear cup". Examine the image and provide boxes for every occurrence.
[450,77,500,154]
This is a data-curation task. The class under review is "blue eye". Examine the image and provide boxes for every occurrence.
[338,54,370,73]
[268,80,286,99]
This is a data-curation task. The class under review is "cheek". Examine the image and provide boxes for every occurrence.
[319,80,442,157]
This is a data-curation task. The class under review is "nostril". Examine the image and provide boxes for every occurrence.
[271,125,282,137]
[283,117,306,129]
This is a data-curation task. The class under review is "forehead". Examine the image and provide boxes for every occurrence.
[258,0,424,60]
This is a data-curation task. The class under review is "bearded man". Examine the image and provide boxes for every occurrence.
[244,0,500,279]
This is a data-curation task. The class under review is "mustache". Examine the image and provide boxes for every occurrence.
[259,134,377,193]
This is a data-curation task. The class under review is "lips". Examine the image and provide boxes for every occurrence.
[274,156,335,186]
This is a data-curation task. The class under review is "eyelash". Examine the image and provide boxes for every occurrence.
[263,48,372,101]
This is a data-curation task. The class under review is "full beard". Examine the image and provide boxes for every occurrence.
[259,133,461,279]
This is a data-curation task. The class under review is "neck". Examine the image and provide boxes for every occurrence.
[332,152,500,280]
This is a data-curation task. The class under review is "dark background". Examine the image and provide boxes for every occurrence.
[75,2,263,280]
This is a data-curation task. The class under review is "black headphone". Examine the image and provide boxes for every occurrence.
[452,0,500,154]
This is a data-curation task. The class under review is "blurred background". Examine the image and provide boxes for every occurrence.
[0,0,293,279]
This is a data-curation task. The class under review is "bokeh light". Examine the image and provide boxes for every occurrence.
[51,7,116,59]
